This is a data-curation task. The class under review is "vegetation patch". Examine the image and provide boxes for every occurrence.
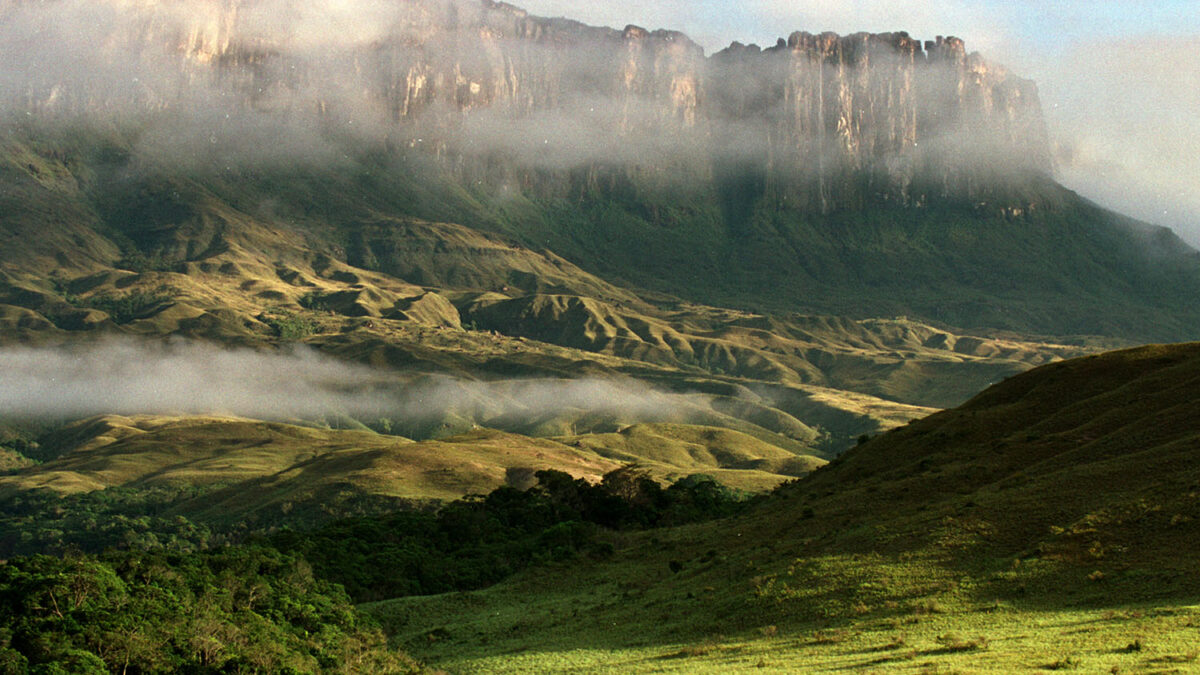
[0,548,417,673]
[271,467,752,602]
[262,311,318,340]
[79,289,174,324]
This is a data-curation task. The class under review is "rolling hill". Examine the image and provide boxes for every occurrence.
[0,414,828,522]
[2,2,1200,672]
[374,342,1200,672]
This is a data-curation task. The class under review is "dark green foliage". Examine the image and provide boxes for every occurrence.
[272,466,750,602]
[1,466,749,608]
[263,312,317,340]
[78,290,174,324]
[0,487,220,558]
[0,422,54,466]
[116,251,176,273]
[0,486,424,559]
[298,291,337,311]
[0,548,418,674]
[0,438,36,461]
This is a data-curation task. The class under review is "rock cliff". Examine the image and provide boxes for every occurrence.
[4,0,1050,211]
[709,32,1050,210]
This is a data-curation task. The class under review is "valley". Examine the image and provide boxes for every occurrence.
[1,0,1198,672]
[376,343,1200,672]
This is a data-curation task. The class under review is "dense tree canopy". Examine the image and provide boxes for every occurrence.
[0,548,418,674]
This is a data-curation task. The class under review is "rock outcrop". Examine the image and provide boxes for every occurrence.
[709,32,1050,210]
[6,0,1050,210]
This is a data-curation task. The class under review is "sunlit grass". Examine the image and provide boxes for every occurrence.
[371,547,1200,674]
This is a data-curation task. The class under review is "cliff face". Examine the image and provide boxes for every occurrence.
[708,32,1051,210]
[5,0,1050,211]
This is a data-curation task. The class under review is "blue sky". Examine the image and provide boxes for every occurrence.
[514,0,1196,54]
[518,1,1200,244]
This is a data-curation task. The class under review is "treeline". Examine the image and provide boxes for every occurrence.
[0,485,423,559]
[0,466,751,671]
[0,486,221,558]
[270,467,751,602]
[0,547,418,674]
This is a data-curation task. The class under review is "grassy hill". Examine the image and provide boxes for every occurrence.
[370,343,1200,672]
[0,414,829,525]
[0,128,1104,483]
[4,126,1189,349]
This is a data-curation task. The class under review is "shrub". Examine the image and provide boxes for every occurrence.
[80,290,174,324]
[0,548,416,673]
[934,633,988,652]
[263,312,317,340]
[1044,656,1081,670]
[298,291,336,311]
[117,251,174,273]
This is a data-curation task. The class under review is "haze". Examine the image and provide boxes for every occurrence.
[1,0,1195,243]
[0,338,690,424]
[520,0,1200,245]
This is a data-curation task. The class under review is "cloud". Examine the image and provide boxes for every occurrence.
[0,338,393,419]
[2,0,1195,243]
[0,337,688,424]
[1045,36,1200,245]
[518,1,1200,242]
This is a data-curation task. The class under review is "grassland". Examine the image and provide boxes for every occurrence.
[4,123,1200,674]
[0,416,805,513]
[374,550,1200,674]
[370,343,1200,672]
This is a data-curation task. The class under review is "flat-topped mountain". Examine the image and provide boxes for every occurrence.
[4,4,1200,673]
[4,0,1196,340]
[10,0,1046,210]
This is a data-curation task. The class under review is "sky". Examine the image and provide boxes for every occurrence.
[518,0,1200,245]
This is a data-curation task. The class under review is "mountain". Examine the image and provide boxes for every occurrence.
[2,0,1198,341]
[3,0,1193,515]
[376,342,1200,672]
[4,3,1200,672]
[0,0,1190,520]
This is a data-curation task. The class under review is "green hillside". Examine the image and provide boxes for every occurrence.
[5,4,1200,672]
[0,415,830,532]
[0,126,1105,478]
[3,127,1197,346]
[372,343,1200,672]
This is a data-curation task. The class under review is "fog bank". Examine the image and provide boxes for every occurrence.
[0,338,687,423]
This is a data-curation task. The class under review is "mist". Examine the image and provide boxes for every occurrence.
[1,0,1041,180]
[0,337,689,425]
[1044,37,1200,246]
[2,0,1193,240]
[519,0,1200,243]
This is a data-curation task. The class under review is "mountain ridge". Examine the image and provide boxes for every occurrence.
[4,1,1198,341]
[9,0,1050,209]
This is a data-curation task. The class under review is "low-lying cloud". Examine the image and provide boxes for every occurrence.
[520,0,1200,243]
[0,337,687,424]
[0,0,1041,177]
[2,0,1194,242]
